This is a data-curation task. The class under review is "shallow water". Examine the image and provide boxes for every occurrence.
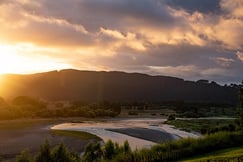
[51,118,199,150]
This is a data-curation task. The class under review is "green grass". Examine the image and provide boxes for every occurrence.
[182,146,243,162]
[166,119,235,133]
[51,130,102,140]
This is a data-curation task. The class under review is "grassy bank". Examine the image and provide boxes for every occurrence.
[118,131,243,162]
[166,119,236,134]
[182,146,243,162]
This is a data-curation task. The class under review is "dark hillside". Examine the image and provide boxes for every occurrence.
[0,69,238,104]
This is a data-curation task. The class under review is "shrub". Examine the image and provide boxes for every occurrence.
[123,140,131,154]
[16,149,32,162]
[103,140,115,160]
[35,140,52,162]
[82,142,102,162]
[51,143,72,162]
[167,114,176,121]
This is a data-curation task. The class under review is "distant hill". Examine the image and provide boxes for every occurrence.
[0,69,239,104]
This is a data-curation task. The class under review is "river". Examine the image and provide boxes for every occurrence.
[51,118,199,150]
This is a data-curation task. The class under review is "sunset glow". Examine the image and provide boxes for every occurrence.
[0,45,25,74]
[0,44,72,74]
[0,0,242,83]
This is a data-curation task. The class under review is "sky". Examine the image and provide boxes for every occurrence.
[0,0,242,84]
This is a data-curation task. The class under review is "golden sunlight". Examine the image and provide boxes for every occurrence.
[0,44,72,74]
[0,45,23,74]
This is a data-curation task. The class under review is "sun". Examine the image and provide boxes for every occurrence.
[0,44,35,74]
[0,45,24,74]
[0,44,73,74]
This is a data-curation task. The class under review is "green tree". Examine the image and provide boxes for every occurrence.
[69,152,81,162]
[51,143,72,162]
[103,140,115,160]
[114,142,121,154]
[167,114,176,121]
[82,142,102,162]
[123,140,131,154]
[239,81,243,128]
[35,140,52,162]
[236,81,243,129]
[12,96,46,111]
[16,149,32,162]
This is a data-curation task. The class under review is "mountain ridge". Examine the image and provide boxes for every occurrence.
[0,69,239,104]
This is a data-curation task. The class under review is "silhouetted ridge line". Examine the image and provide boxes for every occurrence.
[0,69,238,104]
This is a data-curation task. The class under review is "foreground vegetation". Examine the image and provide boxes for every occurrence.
[129,131,243,162]
[1,131,243,162]
[12,141,80,162]
[182,146,243,162]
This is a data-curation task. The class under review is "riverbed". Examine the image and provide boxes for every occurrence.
[51,118,199,150]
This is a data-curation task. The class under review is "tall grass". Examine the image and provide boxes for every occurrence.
[130,131,243,162]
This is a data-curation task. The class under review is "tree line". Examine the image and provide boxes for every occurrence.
[0,96,121,120]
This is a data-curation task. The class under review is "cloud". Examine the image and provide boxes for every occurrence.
[23,12,88,34]
[0,0,242,83]
[148,65,200,78]
[236,51,243,61]
[220,0,243,18]
[211,57,235,67]
[100,28,146,51]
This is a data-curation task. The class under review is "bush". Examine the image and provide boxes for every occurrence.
[103,140,115,160]
[148,132,243,161]
[123,140,131,154]
[52,143,72,162]
[14,141,81,162]
[35,141,52,162]
[167,114,176,121]
[82,142,102,162]
[16,149,32,162]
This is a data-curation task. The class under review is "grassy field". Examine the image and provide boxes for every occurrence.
[182,146,243,162]
[51,129,102,140]
[166,119,235,133]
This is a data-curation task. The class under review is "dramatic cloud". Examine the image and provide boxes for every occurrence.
[237,51,243,62]
[211,57,235,67]
[0,0,242,83]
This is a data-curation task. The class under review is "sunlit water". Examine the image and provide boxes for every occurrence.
[51,118,199,150]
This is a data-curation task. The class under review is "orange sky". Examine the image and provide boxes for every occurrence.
[0,0,242,83]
